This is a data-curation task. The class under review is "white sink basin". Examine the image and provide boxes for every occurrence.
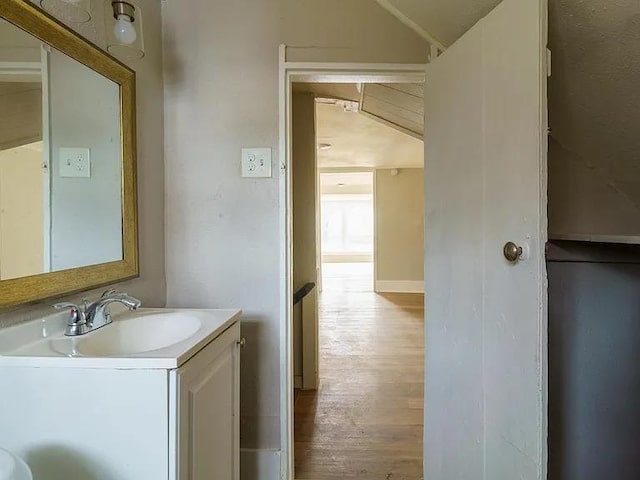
[52,313,202,357]
[0,308,241,369]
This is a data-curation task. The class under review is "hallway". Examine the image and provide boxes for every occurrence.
[294,263,425,479]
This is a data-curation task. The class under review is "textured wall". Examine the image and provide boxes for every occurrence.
[162,0,429,452]
[549,1,640,237]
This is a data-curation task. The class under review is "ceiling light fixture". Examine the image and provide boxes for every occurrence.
[338,100,359,113]
[105,0,145,59]
[318,143,332,151]
[112,2,136,44]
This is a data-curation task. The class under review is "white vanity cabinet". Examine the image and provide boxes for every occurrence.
[0,309,241,480]
[170,321,240,480]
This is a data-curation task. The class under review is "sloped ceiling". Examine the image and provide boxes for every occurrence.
[316,102,423,169]
[291,83,360,102]
[380,0,640,217]
[293,83,424,169]
[376,0,500,47]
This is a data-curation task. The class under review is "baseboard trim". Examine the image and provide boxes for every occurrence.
[322,253,373,263]
[240,448,281,480]
[375,280,424,293]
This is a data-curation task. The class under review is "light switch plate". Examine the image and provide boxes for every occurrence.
[241,147,272,178]
[59,147,91,178]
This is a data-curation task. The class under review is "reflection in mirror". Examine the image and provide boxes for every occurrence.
[0,18,123,282]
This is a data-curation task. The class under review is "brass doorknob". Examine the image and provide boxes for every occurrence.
[503,242,523,263]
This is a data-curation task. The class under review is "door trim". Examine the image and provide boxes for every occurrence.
[41,44,52,273]
[278,45,426,479]
[537,1,550,475]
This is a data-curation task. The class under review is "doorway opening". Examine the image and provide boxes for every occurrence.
[320,171,374,293]
[283,57,427,479]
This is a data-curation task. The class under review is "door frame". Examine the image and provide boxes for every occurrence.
[41,44,52,272]
[277,44,427,479]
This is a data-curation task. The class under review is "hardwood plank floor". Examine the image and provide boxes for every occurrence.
[294,263,424,480]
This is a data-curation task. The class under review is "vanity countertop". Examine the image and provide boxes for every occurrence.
[0,308,241,370]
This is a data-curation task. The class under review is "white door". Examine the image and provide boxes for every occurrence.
[424,0,548,478]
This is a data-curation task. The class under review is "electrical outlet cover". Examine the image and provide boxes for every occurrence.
[241,147,272,178]
[59,147,91,178]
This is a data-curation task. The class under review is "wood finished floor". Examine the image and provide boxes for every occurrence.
[294,263,424,480]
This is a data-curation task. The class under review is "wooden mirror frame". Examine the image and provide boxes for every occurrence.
[0,0,138,307]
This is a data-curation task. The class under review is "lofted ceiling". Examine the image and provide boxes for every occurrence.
[292,83,360,102]
[375,0,501,48]
[377,0,640,213]
[360,83,424,138]
[315,101,423,169]
[293,82,424,169]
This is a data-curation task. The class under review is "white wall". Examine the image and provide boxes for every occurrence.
[0,0,165,322]
[162,0,429,456]
[375,168,424,292]
[116,0,166,306]
[48,49,122,271]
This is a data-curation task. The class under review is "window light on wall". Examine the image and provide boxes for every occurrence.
[105,0,145,59]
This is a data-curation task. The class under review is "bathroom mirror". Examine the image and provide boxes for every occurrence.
[0,1,137,307]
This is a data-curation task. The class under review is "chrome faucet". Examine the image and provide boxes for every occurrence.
[54,289,141,336]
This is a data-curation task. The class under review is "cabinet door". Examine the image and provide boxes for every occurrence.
[176,323,240,480]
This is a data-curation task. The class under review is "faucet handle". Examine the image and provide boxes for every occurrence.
[53,302,83,313]
[54,303,88,336]
[101,289,120,298]
[53,302,87,325]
